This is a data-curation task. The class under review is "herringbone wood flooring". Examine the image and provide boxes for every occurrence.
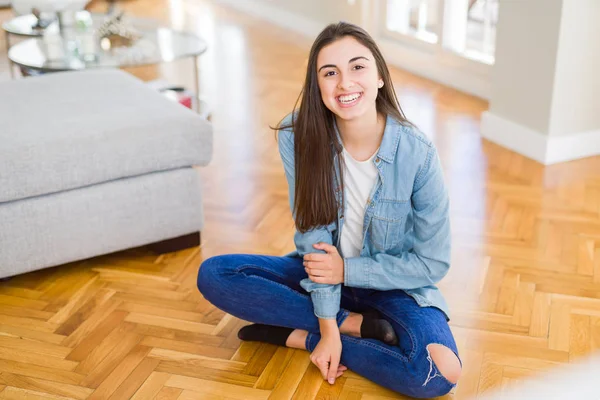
[1,0,600,398]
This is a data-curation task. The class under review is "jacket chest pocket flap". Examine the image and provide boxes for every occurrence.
[369,200,411,251]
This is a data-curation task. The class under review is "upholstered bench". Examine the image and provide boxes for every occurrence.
[0,69,213,278]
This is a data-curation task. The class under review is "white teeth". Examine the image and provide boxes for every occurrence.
[338,93,361,103]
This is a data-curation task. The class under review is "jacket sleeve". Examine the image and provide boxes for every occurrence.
[278,122,341,319]
[344,145,451,290]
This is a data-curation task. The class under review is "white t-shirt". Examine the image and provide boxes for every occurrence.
[339,147,379,258]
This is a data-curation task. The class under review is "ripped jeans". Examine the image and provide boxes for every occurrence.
[197,254,460,399]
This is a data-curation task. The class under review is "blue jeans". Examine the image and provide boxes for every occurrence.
[197,254,460,398]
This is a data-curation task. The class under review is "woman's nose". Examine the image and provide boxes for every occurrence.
[337,74,355,91]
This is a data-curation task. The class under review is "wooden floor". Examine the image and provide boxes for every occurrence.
[1,0,600,398]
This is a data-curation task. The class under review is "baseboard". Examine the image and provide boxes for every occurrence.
[214,0,491,100]
[546,129,600,164]
[481,111,600,164]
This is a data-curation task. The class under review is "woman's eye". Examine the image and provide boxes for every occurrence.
[324,71,336,77]
[353,65,365,70]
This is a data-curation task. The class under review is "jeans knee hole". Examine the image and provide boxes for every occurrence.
[425,344,461,385]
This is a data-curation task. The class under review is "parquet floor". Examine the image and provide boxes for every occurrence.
[1,0,600,398]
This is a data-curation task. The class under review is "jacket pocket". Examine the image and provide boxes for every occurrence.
[369,200,410,251]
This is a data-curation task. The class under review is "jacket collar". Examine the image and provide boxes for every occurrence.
[377,115,402,163]
[333,114,402,163]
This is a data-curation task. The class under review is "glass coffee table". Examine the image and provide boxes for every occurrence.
[4,12,209,115]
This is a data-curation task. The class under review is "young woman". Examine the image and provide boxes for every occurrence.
[197,22,461,398]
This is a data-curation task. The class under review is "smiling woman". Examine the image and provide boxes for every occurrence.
[197,21,461,399]
[280,24,414,235]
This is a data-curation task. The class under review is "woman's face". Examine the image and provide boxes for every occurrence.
[316,36,382,122]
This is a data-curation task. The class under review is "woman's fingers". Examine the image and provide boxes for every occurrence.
[311,355,330,380]
[328,353,340,384]
[303,260,328,269]
[304,267,328,277]
[311,359,343,381]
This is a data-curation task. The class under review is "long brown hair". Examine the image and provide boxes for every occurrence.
[277,22,413,233]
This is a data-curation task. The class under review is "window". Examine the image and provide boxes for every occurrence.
[382,0,498,64]
[384,0,441,44]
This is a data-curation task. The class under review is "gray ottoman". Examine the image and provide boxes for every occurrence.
[0,69,213,278]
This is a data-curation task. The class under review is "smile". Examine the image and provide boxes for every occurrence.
[336,92,363,107]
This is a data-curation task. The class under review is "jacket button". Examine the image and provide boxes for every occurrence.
[375,157,380,163]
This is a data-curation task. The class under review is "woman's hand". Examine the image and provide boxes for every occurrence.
[311,319,345,384]
[310,331,344,384]
[303,243,344,285]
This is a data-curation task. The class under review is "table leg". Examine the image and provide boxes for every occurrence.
[5,32,14,79]
[193,55,200,113]
[192,55,211,120]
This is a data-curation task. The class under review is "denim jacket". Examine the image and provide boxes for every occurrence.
[277,113,451,320]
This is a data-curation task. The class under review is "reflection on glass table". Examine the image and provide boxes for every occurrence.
[8,26,207,70]
[6,12,209,115]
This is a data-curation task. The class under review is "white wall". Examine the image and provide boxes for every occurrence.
[488,0,600,139]
[482,0,600,164]
[488,0,563,136]
[252,0,362,27]
[549,0,600,136]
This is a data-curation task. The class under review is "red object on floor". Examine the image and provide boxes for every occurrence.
[160,89,193,109]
